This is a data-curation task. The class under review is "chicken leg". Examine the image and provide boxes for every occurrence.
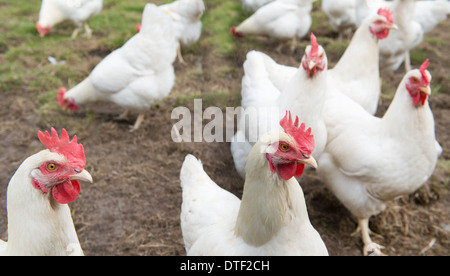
[71,23,93,39]
[83,23,93,38]
[177,45,186,64]
[358,218,386,256]
[129,112,145,132]
[404,50,412,72]
[71,27,81,39]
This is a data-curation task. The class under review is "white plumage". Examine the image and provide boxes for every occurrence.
[181,128,328,255]
[241,0,274,12]
[356,0,450,72]
[318,63,441,255]
[0,129,93,256]
[37,0,102,38]
[328,12,398,115]
[231,35,328,178]
[413,0,450,34]
[158,0,205,63]
[321,0,357,37]
[379,0,424,72]
[232,0,315,48]
[58,3,178,131]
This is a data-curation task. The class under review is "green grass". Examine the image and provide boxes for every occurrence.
[200,0,248,57]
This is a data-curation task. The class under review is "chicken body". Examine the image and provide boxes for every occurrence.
[328,13,397,115]
[233,0,315,45]
[318,64,441,255]
[37,0,102,38]
[158,0,205,63]
[379,0,424,72]
[413,0,450,33]
[181,127,328,255]
[322,0,357,37]
[59,3,178,131]
[231,36,328,178]
[356,0,450,72]
[0,129,93,256]
[241,0,274,12]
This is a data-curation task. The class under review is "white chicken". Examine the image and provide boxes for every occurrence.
[241,0,274,12]
[355,0,391,26]
[231,33,328,179]
[356,0,450,72]
[379,0,424,72]
[232,0,315,51]
[36,0,103,38]
[321,0,357,38]
[318,60,442,256]
[0,128,93,256]
[328,8,398,115]
[157,0,205,64]
[180,112,328,255]
[413,0,450,34]
[57,3,178,131]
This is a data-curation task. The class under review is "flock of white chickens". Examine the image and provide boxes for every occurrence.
[0,0,448,256]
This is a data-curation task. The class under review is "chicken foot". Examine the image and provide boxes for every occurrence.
[357,218,386,256]
[71,23,93,39]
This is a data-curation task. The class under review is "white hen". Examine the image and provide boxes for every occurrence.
[231,34,328,179]
[413,0,450,34]
[322,0,357,38]
[318,60,442,256]
[328,9,398,115]
[0,128,93,256]
[379,0,424,72]
[57,3,178,131]
[241,0,274,12]
[36,0,102,38]
[356,0,450,72]
[232,0,315,50]
[180,112,328,255]
[158,0,205,63]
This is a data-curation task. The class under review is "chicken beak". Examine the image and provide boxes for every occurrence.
[70,169,93,183]
[389,24,399,30]
[419,86,431,95]
[308,61,316,70]
[299,156,318,170]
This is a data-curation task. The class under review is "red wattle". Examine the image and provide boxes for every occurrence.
[52,180,80,204]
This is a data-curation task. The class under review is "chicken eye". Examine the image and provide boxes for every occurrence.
[279,143,290,152]
[47,163,57,171]
[412,77,419,83]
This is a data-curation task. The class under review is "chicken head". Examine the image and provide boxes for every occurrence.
[406,59,432,107]
[32,128,92,204]
[265,111,317,181]
[302,33,327,77]
[369,8,398,40]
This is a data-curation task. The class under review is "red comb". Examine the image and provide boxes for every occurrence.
[377,8,394,24]
[310,32,319,60]
[280,111,315,154]
[231,26,244,38]
[38,128,86,168]
[420,59,430,85]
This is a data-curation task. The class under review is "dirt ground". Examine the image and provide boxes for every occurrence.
[0,2,449,256]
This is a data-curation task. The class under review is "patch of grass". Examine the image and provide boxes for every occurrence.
[410,49,428,64]
[201,0,248,57]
